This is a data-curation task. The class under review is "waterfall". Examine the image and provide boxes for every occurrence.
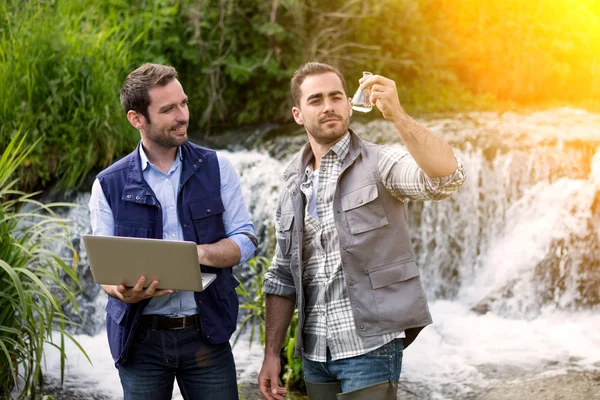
[402,109,600,318]
[45,108,600,399]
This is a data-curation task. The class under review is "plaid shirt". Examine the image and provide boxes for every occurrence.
[267,132,465,362]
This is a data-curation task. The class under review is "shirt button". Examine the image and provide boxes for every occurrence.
[135,196,141,200]
[169,205,174,210]
[321,167,326,172]
[165,178,169,182]
[349,282,354,286]
[360,325,365,330]
[318,197,322,202]
[171,233,176,238]
[206,209,211,213]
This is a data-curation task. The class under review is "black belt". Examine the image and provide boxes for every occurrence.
[140,314,198,330]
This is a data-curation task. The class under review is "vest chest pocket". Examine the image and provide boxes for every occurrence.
[189,196,226,244]
[276,213,294,255]
[341,184,389,234]
[114,223,151,238]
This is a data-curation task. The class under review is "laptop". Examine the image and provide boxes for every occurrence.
[83,234,216,292]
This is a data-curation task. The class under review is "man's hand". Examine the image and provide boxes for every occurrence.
[102,276,173,303]
[359,74,405,124]
[258,354,287,399]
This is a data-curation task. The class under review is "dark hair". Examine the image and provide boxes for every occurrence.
[120,63,178,122]
[290,62,348,107]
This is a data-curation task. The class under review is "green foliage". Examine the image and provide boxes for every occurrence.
[235,256,303,390]
[2,0,599,194]
[0,132,88,398]
[234,257,268,347]
[171,0,298,128]
[427,0,600,104]
[281,308,303,390]
[0,0,181,191]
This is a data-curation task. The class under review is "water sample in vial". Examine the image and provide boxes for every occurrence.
[351,71,373,112]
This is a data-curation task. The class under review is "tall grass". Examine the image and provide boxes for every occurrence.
[0,132,88,398]
[0,0,181,192]
[235,256,303,390]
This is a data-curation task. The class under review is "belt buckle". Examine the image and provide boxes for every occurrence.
[168,315,187,330]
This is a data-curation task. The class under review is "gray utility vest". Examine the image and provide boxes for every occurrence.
[279,130,432,356]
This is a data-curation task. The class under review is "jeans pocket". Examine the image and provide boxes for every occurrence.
[131,327,152,346]
[365,338,404,360]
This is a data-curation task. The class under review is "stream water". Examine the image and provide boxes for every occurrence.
[41,108,600,399]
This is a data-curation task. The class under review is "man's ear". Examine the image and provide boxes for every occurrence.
[292,107,304,125]
[348,97,353,117]
[126,110,145,130]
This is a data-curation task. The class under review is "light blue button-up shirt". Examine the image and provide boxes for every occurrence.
[89,144,256,316]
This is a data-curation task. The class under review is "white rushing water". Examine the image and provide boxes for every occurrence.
[42,109,600,399]
[43,302,600,399]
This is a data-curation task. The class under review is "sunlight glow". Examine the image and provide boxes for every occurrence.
[438,0,600,103]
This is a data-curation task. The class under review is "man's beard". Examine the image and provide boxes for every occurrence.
[146,122,189,148]
[307,113,350,143]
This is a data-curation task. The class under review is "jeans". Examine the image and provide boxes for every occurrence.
[302,339,403,393]
[118,324,238,400]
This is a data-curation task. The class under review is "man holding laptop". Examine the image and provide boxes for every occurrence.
[88,63,257,400]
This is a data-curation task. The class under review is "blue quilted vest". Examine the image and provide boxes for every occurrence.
[97,142,240,366]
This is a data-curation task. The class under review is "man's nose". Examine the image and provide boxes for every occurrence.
[175,105,189,121]
[323,98,335,112]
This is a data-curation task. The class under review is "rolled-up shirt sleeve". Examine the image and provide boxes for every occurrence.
[378,145,466,201]
[88,178,115,236]
[218,153,257,264]
[262,197,297,303]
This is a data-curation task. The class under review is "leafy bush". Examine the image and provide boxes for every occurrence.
[0,132,87,399]
[0,0,463,192]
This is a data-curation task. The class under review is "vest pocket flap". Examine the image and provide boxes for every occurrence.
[190,196,225,220]
[341,184,378,211]
[114,223,150,238]
[105,298,126,324]
[369,260,419,289]
[278,213,294,232]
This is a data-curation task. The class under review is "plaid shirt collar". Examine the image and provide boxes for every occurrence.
[303,132,351,178]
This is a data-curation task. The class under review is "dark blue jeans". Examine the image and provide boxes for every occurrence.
[118,324,239,400]
[302,339,403,392]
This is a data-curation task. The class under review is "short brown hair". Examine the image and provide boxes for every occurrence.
[290,62,348,107]
[120,63,178,122]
